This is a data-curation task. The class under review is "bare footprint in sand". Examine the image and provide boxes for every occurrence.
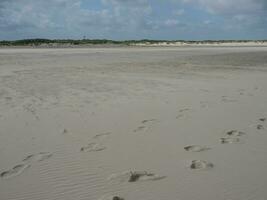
[179,108,190,113]
[200,101,208,108]
[133,126,146,133]
[112,196,124,200]
[1,163,31,179]
[98,195,125,200]
[259,118,266,122]
[250,123,265,131]
[184,145,211,152]
[35,152,53,162]
[108,171,166,183]
[220,137,240,144]
[22,152,53,162]
[93,132,112,139]
[22,154,35,162]
[1,152,53,180]
[80,143,106,152]
[176,114,184,119]
[134,119,157,133]
[190,160,214,170]
[128,171,166,182]
[141,119,156,124]
[226,130,245,137]
[176,108,190,119]
[221,96,237,103]
[62,129,68,134]
[256,124,264,130]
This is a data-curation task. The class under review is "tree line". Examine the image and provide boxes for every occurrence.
[0,38,266,46]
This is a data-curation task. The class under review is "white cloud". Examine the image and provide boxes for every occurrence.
[181,0,267,33]
[164,19,180,27]
[197,0,265,15]
[0,0,80,30]
[182,0,267,15]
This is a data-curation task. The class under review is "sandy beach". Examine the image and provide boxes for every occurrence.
[1,46,267,200]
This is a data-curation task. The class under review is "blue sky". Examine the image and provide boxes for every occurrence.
[0,0,267,40]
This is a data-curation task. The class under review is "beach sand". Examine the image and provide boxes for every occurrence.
[0,46,267,200]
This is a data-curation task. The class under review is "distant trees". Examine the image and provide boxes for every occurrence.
[0,39,266,46]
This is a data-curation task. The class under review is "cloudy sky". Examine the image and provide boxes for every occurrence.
[0,0,267,40]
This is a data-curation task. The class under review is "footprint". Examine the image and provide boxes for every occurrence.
[200,101,209,108]
[176,114,184,119]
[221,96,237,103]
[108,171,132,182]
[133,126,146,133]
[1,164,31,179]
[108,171,166,183]
[176,108,190,119]
[1,152,53,180]
[256,124,264,130]
[134,119,157,133]
[189,160,214,170]
[128,171,166,182]
[184,145,211,152]
[259,118,266,122]
[22,154,35,162]
[179,108,190,113]
[93,132,112,139]
[226,130,245,137]
[98,196,124,200]
[141,119,156,124]
[200,89,210,93]
[22,152,53,162]
[80,143,106,152]
[35,152,53,162]
[220,137,240,144]
[112,197,124,200]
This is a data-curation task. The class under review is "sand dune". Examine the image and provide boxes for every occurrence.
[0,46,267,200]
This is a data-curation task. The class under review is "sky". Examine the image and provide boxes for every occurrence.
[0,0,267,40]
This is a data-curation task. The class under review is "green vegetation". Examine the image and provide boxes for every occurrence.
[0,38,266,46]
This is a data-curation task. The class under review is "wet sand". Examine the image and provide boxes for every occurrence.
[0,46,267,200]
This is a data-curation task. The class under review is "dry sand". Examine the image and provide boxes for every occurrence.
[0,46,267,200]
